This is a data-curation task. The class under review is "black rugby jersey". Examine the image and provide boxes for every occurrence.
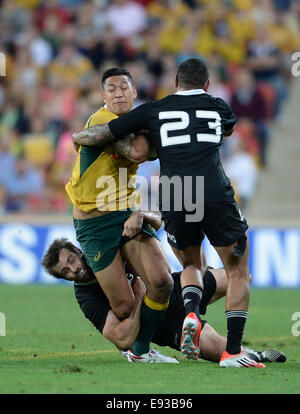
[74,269,137,334]
[74,269,216,350]
[109,89,237,218]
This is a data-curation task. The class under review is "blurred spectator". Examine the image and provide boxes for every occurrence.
[230,67,269,166]
[14,26,53,68]
[208,68,231,103]
[141,31,164,78]
[223,135,258,211]
[155,54,178,98]
[105,0,147,39]
[78,25,131,69]
[0,0,33,40]
[35,0,72,32]
[22,117,55,168]
[13,48,41,91]
[0,154,44,213]
[40,74,77,139]
[0,135,16,181]
[246,24,287,118]
[47,42,94,90]
[267,9,300,55]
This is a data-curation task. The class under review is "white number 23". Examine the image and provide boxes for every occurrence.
[159,110,221,147]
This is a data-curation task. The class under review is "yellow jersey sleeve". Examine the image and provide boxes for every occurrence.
[65,107,139,213]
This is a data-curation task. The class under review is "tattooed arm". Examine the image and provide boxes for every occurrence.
[72,123,115,148]
[72,123,151,164]
[114,132,151,163]
[72,102,153,154]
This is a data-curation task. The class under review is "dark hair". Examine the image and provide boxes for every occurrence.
[101,67,134,88]
[41,238,78,279]
[177,58,209,89]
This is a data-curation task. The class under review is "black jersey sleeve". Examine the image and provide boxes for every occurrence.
[215,97,237,133]
[74,284,110,334]
[108,102,151,140]
[79,298,109,334]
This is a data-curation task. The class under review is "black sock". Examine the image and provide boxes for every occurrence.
[182,285,203,320]
[225,310,248,354]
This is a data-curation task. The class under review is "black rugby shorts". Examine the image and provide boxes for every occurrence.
[164,201,248,251]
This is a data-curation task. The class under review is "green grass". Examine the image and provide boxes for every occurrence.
[0,285,299,394]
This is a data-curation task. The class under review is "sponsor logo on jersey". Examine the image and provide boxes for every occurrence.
[94,251,101,262]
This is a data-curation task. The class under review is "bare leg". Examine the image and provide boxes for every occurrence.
[94,251,135,320]
[121,234,173,304]
[172,244,206,289]
[171,244,206,360]
[214,239,250,312]
[121,234,173,356]
[214,238,251,355]
[199,324,227,362]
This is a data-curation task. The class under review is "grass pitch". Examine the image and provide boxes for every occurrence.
[0,285,299,394]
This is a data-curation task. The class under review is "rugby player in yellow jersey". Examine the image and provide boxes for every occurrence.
[65,67,174,362]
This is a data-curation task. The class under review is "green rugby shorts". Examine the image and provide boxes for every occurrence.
[73,210,159,272]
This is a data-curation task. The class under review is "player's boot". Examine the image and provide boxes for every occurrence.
[127,349,179,363]
[220,350,266,368]
[119,350,128,359]
[180,312,202,360]
[244,348,286,363]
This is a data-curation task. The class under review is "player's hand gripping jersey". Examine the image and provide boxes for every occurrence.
[109,89,237,218]
[66,107,139,212]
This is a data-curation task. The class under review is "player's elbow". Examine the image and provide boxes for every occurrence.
[116,337,135,351]
[113,330,136,350]
[103,325,135,350]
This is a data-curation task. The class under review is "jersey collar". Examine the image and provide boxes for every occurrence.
[175,89,207,96]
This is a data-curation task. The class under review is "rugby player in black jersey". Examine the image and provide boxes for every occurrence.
[72,58,258,367]
[41,210,285,366]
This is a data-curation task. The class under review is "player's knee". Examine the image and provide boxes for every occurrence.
[150,269,173,298]
[227,266,250,283]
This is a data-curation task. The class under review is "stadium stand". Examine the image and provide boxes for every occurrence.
[0,0,299,215]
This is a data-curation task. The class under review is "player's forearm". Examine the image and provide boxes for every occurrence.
[114,134,149,164]
[114,295,143,349]
[114,134,149,163]
[72,124,116,147]
[114,134,135,161]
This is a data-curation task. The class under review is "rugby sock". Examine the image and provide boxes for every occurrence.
[182,285,203,320]
[225,310,248,355]
[131,295,169,356]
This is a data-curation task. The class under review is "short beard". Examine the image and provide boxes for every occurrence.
[74,254,95,283]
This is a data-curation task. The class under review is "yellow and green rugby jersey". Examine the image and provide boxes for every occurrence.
[66,107,139,212]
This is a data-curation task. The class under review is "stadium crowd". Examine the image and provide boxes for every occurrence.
[0,0,299,214]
